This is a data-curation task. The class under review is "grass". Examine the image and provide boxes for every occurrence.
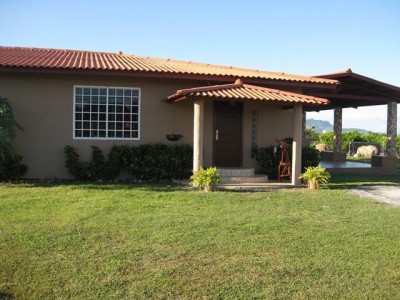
[345,155,372,164]
[1,184,400,299]
[330,173,400,188]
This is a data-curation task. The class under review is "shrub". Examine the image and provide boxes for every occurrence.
[397,134,400,154]
[254,146,321,179]
[123,143,192,180]
[299,166,331,189]
[190,167,221,191]
[64,144,192,181]
[103,145,124,180]
[253,146,280,179]
[0,97,27,180]
[64,145,93,181]
[0,149,28,181]
[316,132,334,150]
[316,131,388,153]
[302,147,322,170]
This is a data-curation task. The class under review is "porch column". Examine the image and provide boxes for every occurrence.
[302,110,306,139]
[193,99,204,172]
[333,107,343,152]
[387,101,398,157]
[292,104,303,186]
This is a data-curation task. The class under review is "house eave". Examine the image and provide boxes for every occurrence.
[0,66,339,90]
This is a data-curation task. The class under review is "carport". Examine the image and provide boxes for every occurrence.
[304,69,400,174]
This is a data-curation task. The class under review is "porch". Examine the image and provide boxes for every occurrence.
[166,79,329,186]
[166,70,400,185]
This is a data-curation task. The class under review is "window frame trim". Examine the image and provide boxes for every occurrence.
[72,85,141,141]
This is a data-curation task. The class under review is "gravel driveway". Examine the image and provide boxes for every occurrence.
[348,185,400,207]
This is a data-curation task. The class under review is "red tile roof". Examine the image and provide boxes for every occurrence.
[166,79,329,105]
[0,46,339,86]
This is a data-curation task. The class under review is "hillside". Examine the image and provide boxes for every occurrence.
[306,119,368,133]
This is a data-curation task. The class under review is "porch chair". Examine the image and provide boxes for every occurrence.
[277,140,291,181]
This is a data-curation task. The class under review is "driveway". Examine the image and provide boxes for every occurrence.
[348,185,400,207]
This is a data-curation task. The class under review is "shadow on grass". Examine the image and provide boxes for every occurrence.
[329,174,400,190]
[0,181,190,193]
[0,291,13,299]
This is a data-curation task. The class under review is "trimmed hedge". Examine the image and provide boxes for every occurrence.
[64,144,192,181]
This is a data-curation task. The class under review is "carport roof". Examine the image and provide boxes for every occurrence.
[304,68,400,111]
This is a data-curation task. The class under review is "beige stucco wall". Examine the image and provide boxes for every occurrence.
[242,101,297,168]
[0,72,298,178]
[0,73,206,178]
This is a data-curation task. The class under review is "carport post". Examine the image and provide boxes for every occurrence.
[333,107,343,152]
[387,101,398,157]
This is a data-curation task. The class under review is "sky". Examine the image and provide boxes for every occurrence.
[1,0,399,132]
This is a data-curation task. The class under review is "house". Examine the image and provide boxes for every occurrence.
[0,46,399,183]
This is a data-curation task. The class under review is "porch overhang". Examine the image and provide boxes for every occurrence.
[165,79,330,106]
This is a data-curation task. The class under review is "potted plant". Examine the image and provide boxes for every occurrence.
[298,166,331,189]
[190,167,221,192]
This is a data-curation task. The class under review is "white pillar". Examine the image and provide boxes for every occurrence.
[193,99,204,172]
[292,104,303,186]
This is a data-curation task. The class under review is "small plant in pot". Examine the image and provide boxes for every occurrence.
[190,167,221,192]
[299,166,331,189]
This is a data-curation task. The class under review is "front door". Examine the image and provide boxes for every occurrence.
[214,101,243,167]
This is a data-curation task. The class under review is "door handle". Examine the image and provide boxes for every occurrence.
[216,130,219,141]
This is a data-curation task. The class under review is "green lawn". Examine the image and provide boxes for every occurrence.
[1,184,400,299]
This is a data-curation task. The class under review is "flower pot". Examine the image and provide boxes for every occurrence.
[203,185,213,192]
[308,181,317,190]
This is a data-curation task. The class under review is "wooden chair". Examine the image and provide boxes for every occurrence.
[277,140,291,181]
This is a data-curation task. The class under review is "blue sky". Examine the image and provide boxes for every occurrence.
[1,0,399,132]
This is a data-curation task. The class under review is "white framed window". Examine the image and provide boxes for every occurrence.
[73,86,141,140]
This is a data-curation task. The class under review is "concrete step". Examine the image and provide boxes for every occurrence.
[217,167,255,177]
[219,174,269,184]
[217,168,268,184]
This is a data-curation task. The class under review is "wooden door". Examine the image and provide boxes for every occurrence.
[213,101,243,167]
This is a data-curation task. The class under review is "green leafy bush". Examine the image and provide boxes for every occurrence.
[299,166,331,189]
[397,134,400,154]
[253,146,280,179]
[316,132,334,150]
[64,145,121,181]
[190,167,221,191]
[0,149,28,181]
[316,131,388,152]
[64,145,94,181]
[302,147,322,170]
[0,97,27,180]
[123,143,192,180]
[64,144,192,181]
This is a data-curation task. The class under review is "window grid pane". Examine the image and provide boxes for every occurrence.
[74,86,139,140]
